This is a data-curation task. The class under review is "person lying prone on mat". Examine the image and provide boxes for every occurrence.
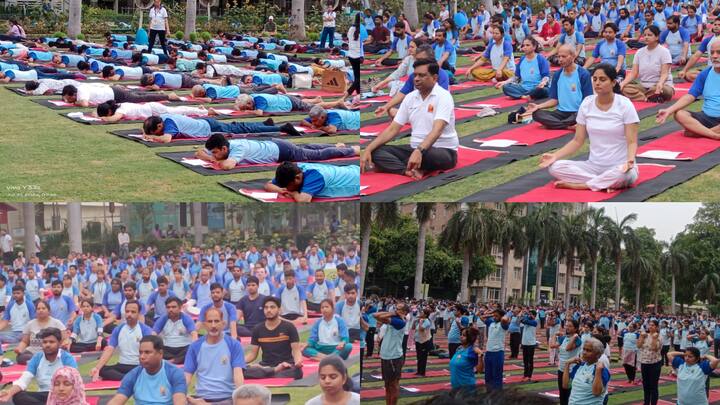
[0,67,83,83]
[61,83,180,107]
[196,133,359,170]
[100,65,153,81]
[95,100,213,122]
[300,106,360,134]
[522,44,594,130]
[265,162,360,202]
[139,72,224,90]
[539,64,640,192]
[141,113,302,143]
[189,82,283,103]
[361,59,459,180]
[374,44,450,119]
[656,40,720,140]
[233,93,349,116]
[192,61,253,79]
[24,78,83,95]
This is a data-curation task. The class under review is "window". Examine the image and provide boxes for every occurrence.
[487,266,502,282]
[487,288,500,301]
[491,245,501,256]
[558,274,565,286]
[513,266,522,280]
[512,289,520,298]
[572,276,581,290]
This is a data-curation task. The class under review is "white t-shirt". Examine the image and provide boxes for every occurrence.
[323,11,336,28]
[31,79,81,95]
[634,45,673,88]
[577,94,639,166]
[1,234,12,252]
[117,232,130,246]
[76,84,114,105]
[149,6,169,31]
[347,27,362,59]
[116,102,171,119]
[394,83,459,150]
[305,392,360,405]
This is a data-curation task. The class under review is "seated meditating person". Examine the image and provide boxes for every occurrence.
[265,161,360,202]
[0,327,77,405]
[540,64,640,192]
[198,283,239,340]
[335,283,361,341]
[466,25,516,82]
[139,71,223,90]
[233,93,349,116]
[300,106,361,134]
[61,83,180,107]
[432,29,457,73]
[47,280,77,328]
[95,100,211,122]
[533,12,561,48]
[237,276,267,337]
[140,113,302,143]
[152,297,197,365]
[616,8,635,40]
[69,298,106,353]
[660,16,691,65]
[100,65,153,81]
[362,59,458,179]
[496,37,550,100]
[184,307,245,404]
[656,40,720,140]
[524,44,593,129]
[583,23,628,77]
[371,38,420,94]
[196,133,359,170]
[679,19,720,82]
[24,79,82,95]
[91,301,153,381]
[302,299,353,360]
[547,17,586,66]
[306,269,335,312]
[109,335,187,405]
[13,300,68,365]
[110,281,148,327]
[144,275,175,325]
[244,296,304,380]
[620,26,675,103]
[274,270,308,323]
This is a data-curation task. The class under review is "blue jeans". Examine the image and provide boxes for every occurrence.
[502,83,549,100]
[320,27,335,48]
[275,139,355,162]
[484,350,504,390]
[203,118,279,134]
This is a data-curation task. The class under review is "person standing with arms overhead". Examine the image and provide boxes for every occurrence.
[148,0,169,56]
[373,302,408,405]
[481,308,511,391]
[320,4,337,49]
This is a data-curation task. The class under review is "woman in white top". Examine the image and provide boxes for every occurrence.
[15,300,68,365]
[541,63,640,192]
[148,0,169,55]
[305,355,360,405]
[620,25,675,102]
[320,5,337,49]
[5,19,25,40]
[345,13,363,99]
[95,100,210,122]
[371,38,420,95]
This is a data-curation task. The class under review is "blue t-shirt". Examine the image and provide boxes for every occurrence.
[689,67,720,118]
[433,39,457,68]
[681,14,702,33]
[698,35,720,67]
[227,139,280,164]
[117,360,187,405]
[592,39,627,70]
[449,346,478,389]
[400,69,450,95]
[48,295,77,325]
[295,163,359,198]
[26,350,78,391]
[549,65,593,112]
[568,362,611,405]
[616,16,635,35]
[673,356,713,405]
[199,301,238,332]
[161,114,211,138]
[203,84,240,100]
[184,335,246,400]
[516,54,550,91]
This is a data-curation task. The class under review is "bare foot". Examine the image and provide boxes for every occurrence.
[351,145,360,155]
[553,181,589,190]
[683,130,702,138]
[335,142,346,147]
[207,107,219,116]
[167,92,180,101]
[404,169,424,180]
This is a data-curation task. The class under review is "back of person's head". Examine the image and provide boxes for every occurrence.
[415,44,435,60]
[319,355,353,391]
[205,133,230,151]
[24,80,39,91]
[61,85,77,97]
[274,162,301,188]
[101,65,115,78]
[140,73,154,87]
[77,60,90,71]
[140,334,164,351]
[143,116,163,134]
[232,384,272,405]
[102,48,111,58]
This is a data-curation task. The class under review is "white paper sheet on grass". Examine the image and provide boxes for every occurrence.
[180,158,213,167]
[248,192,278,200]
[637,150,683,160]
[67,112,100,121]
[473,139,518,147]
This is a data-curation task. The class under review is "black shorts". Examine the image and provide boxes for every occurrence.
[690,110,720,129]
[381,358,403,382]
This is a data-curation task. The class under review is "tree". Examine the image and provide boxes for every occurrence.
[495,204,526,305]
[403,0,419,29]
[22,203,36,258]
[68,0,82,38]
[603,213,637,310]
[192,203,203,246]
[583,207,607,309]
[559,213,587,308]
[622,227,660,313]
[185,0,197,40]
[414,203,435,300]
[526,204,565,304]
[288,0,306,40]
[661,238,688,314]
[441,204,495,302]
[360,203,399,296]
[68,203,83,253]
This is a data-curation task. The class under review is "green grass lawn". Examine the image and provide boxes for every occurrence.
[0,88,355,201]
[362,42,720,201]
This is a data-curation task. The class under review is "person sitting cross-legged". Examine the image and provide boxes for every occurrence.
[153,296,198,365]
[302,299,353,360]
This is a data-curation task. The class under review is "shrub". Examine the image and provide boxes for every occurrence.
[200,31,212,41]
[76,33,85,40]
[189,31,198,42]
[52,31,67,38]
[174,30,184,40]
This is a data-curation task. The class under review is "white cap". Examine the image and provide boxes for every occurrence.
[268,15,274,20]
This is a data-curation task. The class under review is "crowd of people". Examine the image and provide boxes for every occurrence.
[363,296,720,405]
[361,0,720,192]
[0,236,362,404]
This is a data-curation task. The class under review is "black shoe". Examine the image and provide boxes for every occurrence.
[263,118,275,126]
[280,122,302,136]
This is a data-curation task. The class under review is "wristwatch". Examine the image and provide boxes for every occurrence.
[416,145,426,155]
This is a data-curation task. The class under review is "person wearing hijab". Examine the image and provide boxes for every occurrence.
[46,366,89,405]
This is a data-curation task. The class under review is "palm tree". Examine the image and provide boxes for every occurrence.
[526,204,565,305]
[583,207,608,309]
[288,0,306,40]
[697,272,720,304]
[68,203,83,253]
[495,204,527,305]
[603,213,637,310]
[403,0,419,29]
[661,239,688,314]
[68,0,82,38]
[623,243,655,313]
[359,203,399,296]
[22,203,36,258]
[185,0,197,40]
[441,204,495,302]
[414,203,435,300]
[559,213,587,308]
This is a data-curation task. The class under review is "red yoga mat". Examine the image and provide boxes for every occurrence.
[463,96,528,110]
[361,147,504,195]
[288,89,345,97]
[474,122,571,147]
[85,379,122,390]
[360,108,481,137]
[507,163,676,202]
[450,80,492,91]
[237,189,359,202]
[0,364,28,374]
[362,381,457,398]
[637,131,720,160]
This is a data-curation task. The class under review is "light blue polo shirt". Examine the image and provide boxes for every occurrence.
[227,139,280,164]
[117,360,187,405]
[689,67,720,118]
[146,290,176,320]
[199,301,238,332]
[568,362,610,405]
[153,313,196,348]
[48,295,77,325]
[109,322,154,365]
[549,65,592,112]
[161,114,211,138]
[184,335,246,400]
[72,313,103,344]
[433,39,457,68]
[592,39,627,70]
[673,357,713,405]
